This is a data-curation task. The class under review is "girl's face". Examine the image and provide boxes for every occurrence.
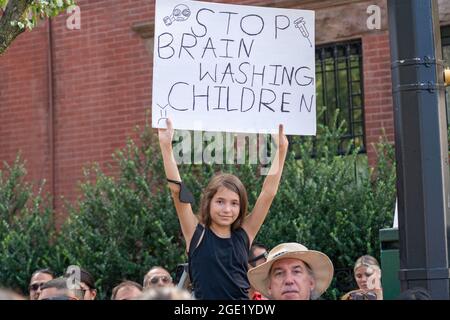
[209,186,240,229]
[355,266,380,290]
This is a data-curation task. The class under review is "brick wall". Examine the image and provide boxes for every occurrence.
[362,31,395,167]
[1,0,396,222]
[0,22,51,188]
[50,0,153,219]
[1,0,154,223]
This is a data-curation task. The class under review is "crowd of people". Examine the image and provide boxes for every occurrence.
[0,264,193,300]
[0,247,429,300]
[0,120,432,300]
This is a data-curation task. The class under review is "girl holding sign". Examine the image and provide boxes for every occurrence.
[158,119,288,300]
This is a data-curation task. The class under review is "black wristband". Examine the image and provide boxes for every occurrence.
[167,178,181,185]
[167,179,195,204]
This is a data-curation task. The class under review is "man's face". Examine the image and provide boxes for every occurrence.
[144,268,173,289]
[29,272,53,300]
[114,286,142,300]
[268,258,315,300]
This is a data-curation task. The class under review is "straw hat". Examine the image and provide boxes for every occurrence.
[247,242,334,299]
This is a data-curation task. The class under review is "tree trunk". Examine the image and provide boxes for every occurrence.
[0,0,33,55]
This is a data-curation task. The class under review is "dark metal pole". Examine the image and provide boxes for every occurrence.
[388,0,450,299]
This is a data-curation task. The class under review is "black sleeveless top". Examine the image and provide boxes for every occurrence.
[188,224,250,300]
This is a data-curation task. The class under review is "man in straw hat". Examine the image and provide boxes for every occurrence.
[247,242,334,300]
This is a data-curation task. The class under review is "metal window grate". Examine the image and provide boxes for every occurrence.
[315,40,366,154]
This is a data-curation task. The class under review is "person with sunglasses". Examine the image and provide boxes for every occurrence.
[248,242,269,300]
[143,266,174,289]
[249,243,269,268]
[341,255,383,300]
[28,268,55,300]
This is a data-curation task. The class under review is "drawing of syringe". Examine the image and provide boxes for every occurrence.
[294,17,313,47]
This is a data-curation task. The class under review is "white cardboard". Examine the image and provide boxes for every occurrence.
[153,0,316,135]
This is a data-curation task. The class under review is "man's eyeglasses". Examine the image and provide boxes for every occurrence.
[29,282,46,291]
[150,275,172,285]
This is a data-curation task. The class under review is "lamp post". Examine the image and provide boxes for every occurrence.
[388,0,450,299]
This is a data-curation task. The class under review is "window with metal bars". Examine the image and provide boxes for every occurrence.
[315,40,366,154]
[442,26,450,126]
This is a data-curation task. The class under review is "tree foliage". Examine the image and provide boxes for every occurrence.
[0,0,75,55]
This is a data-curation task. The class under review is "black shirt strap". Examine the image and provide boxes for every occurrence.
[188,224,205,286]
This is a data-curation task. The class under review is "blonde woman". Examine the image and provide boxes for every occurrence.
[341,255,383,300]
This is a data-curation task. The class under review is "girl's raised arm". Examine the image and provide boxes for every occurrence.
[158,119,198,248]
[242,124,289,244]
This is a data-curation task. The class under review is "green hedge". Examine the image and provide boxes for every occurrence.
[0,119,396,299]
[0,156,55,294]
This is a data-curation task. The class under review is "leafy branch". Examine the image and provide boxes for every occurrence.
[0,0,75,55]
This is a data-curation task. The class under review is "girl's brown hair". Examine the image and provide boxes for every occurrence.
[198,173,248,231]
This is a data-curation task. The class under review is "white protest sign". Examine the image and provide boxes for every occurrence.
[152,0,316,135]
